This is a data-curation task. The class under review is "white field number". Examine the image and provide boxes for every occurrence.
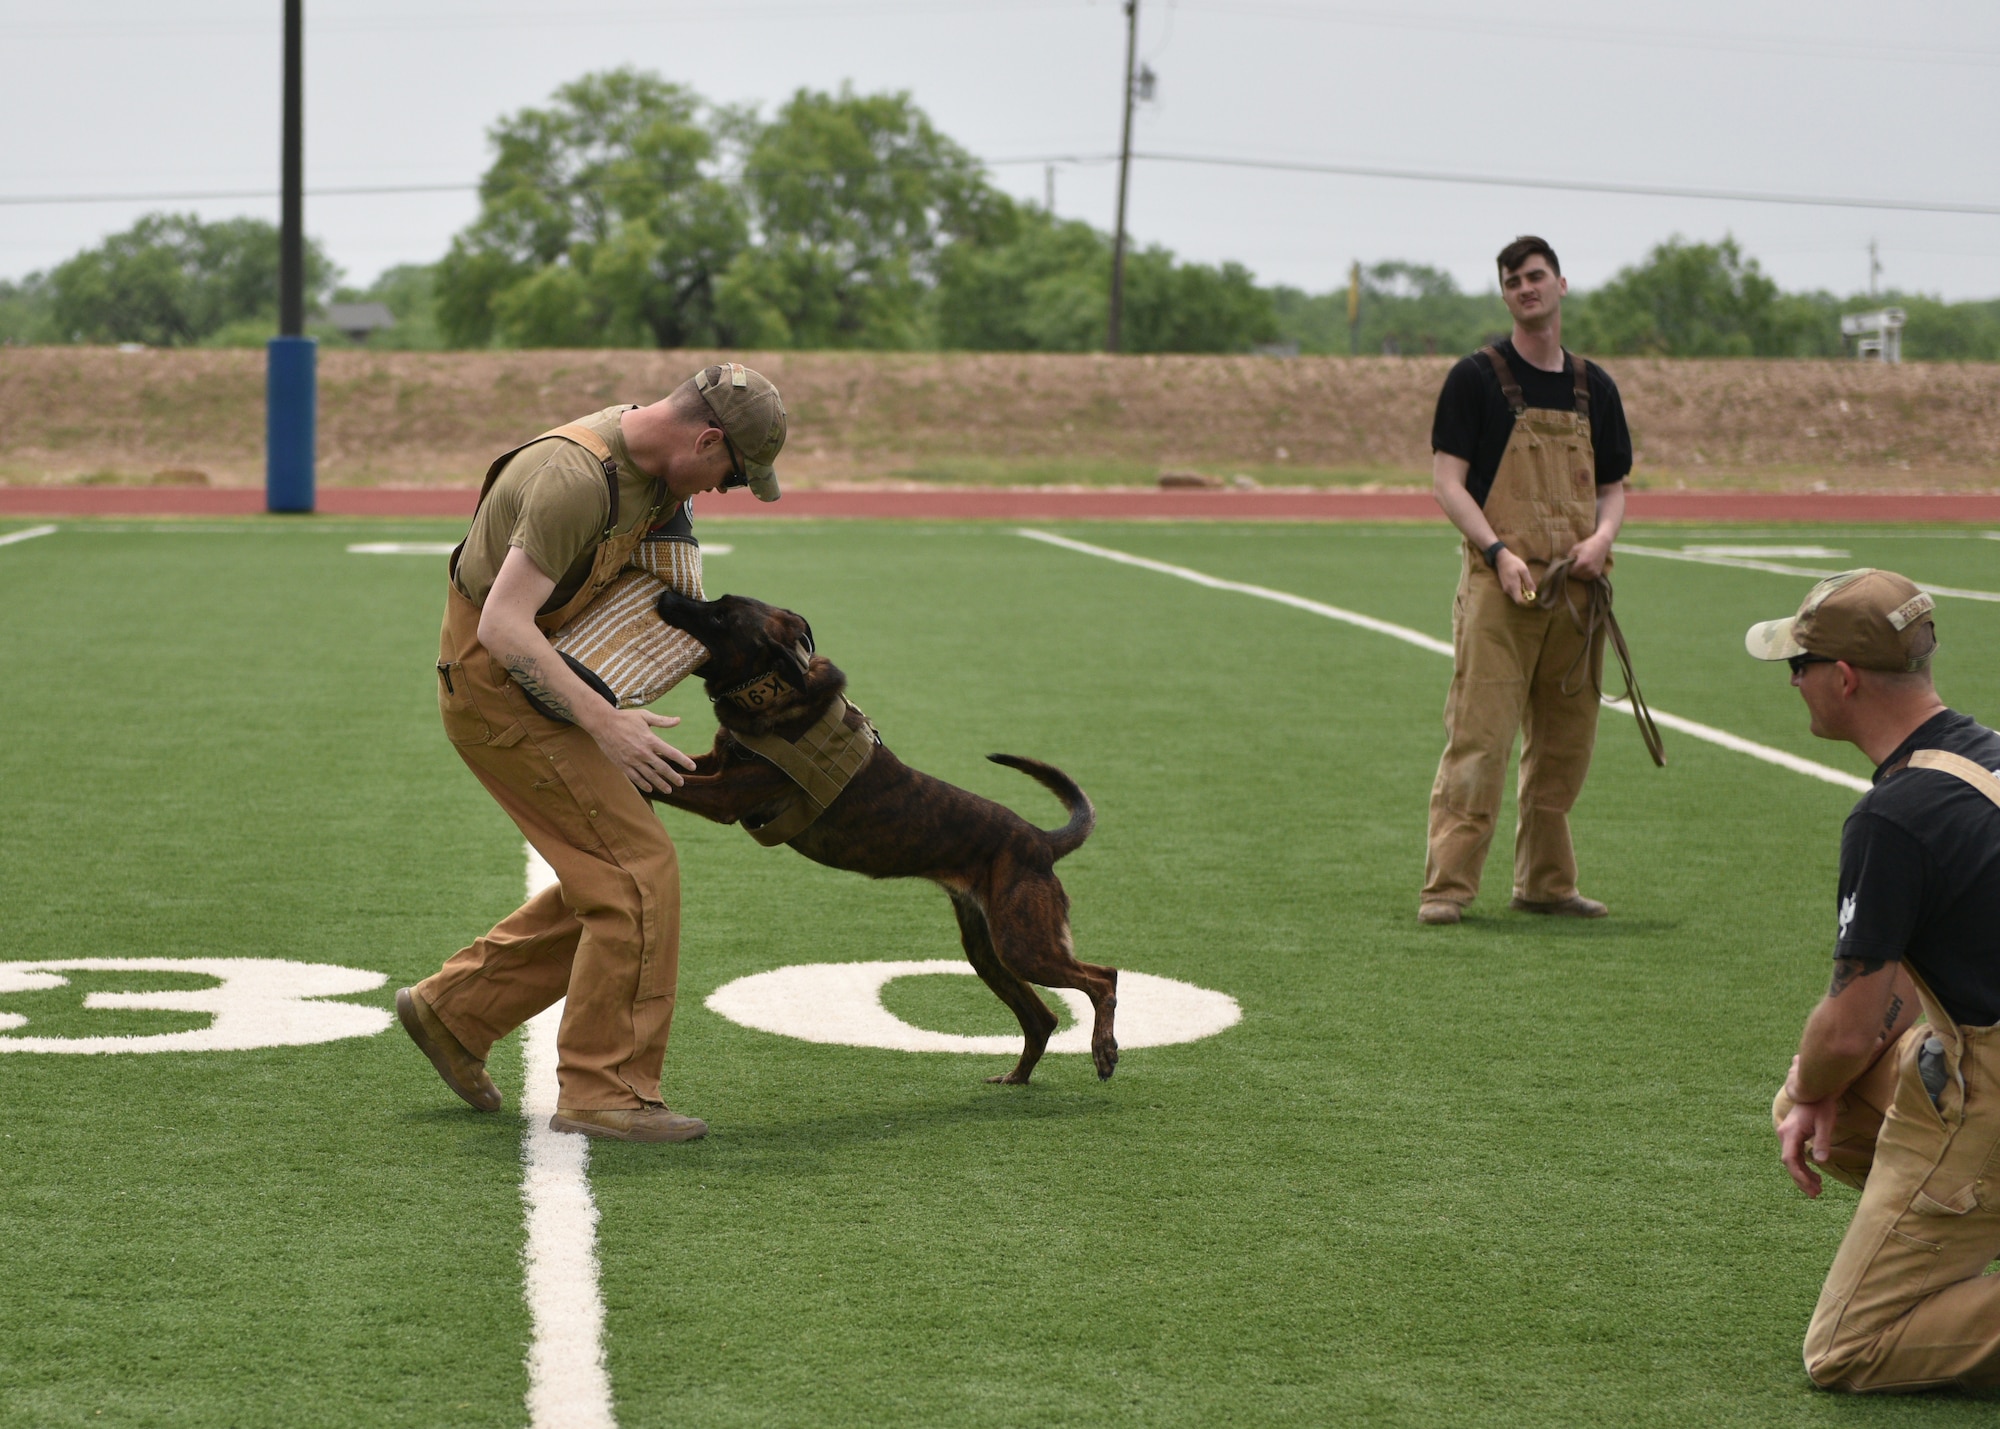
[0,958,391,1053]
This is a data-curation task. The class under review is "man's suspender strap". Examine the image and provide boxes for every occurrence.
[1481,345,1525,416]
[1480,345,1590,424]
[539,423,621,538]
[1908,749,2000,811]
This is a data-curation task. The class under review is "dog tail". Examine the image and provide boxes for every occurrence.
[987,754,1095,860]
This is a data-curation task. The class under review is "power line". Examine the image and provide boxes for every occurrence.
[0,155,1108,209]
[3,151,1995,219]
[0,182,479,208]
[1132,151,2000,219]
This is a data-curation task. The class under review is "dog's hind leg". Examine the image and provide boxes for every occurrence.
[947,890,1057,1085]
[981,874,1119,1081]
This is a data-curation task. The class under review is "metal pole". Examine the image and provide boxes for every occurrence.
[267,0,316,513]
[1106,0,1138,353]
[279,0,304,339]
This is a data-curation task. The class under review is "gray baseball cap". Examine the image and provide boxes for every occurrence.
[694,362,787,502]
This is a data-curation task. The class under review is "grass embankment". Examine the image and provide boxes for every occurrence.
[2,347,1995,492]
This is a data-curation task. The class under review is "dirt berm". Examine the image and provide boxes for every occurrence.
[3,347,1994,490]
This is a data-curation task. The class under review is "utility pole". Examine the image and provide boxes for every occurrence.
[1045,162,1056,214]
[1868,238,1882,298]
[1106,0,1139,353]
[1347,260,1361,355]
[267,0,316,513]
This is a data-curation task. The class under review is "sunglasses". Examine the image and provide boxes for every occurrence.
[717,428,749,491]
[1787,653,1835,675]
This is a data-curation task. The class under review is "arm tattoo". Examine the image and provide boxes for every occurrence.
[1827,956,1888,999]
[1880,993,1905,1037]
[503,654,574,723]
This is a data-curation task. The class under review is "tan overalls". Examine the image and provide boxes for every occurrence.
[1423,347,1607,909]
[1771,751,2000,1392]
[420,420,682,1111]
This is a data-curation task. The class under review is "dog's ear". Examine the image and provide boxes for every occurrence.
[780,639,812,689]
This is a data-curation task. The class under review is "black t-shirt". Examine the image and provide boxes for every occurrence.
[1835,708,2000,1027]
[1429,339,1634,506]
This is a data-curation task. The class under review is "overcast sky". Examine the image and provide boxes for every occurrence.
[4,0,1997,302]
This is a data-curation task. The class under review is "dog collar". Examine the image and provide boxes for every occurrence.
[713,668,799,712]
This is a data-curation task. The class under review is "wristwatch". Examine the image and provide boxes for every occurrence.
[1482,540,1508,569]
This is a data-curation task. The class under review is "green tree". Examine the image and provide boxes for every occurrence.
[1564,235,1841,357]
[0,272,56,344]
[1853,293,2000,361]
[933,207,1109,351]
[325,263,444,349]
[1272,262,1507,356]
[436,68,746,349]
[46,213,334,347]
[717,85,1007,348]
[1119,247,1277,354]
[935,202,1277,354]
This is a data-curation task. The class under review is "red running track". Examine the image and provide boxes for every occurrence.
[4,486,1999,524]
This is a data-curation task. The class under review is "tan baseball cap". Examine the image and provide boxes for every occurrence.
[694,362,787,502]
[1744,568,1937,671]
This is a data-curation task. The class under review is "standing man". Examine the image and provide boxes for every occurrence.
[398,364,787,1143]
[1418,236,1633,926]
[1755,570,2000,1391]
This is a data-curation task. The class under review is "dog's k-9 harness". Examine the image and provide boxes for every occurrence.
[716,670,881,846]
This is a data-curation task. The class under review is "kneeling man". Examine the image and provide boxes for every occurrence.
[1757,569,2000,1391]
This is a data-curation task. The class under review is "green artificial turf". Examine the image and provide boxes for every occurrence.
[2,516,1996,1427]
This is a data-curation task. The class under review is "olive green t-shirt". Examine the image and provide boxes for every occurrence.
[451,406,670,613]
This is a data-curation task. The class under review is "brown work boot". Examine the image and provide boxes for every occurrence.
[550,1105,709,1143]
[1510,894,1608,918]
[1417,900,1463,926]
[396,987,502,1112]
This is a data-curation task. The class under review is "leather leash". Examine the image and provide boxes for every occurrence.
[1538,555,1666,768]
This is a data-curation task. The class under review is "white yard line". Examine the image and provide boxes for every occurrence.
[1017,528,1870,795]
[519,844,617,1429]
[1017,528,1455,658]
[1615,542,2000,603]
[0,524,57,547]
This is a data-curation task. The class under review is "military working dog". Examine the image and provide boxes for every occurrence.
[642,589,1116,1085]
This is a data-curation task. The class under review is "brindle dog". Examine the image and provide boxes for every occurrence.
[648,589,1116,1085]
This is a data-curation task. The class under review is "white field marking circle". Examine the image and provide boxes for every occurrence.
[705,960,1240,1055]
[0,959,390,1053]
